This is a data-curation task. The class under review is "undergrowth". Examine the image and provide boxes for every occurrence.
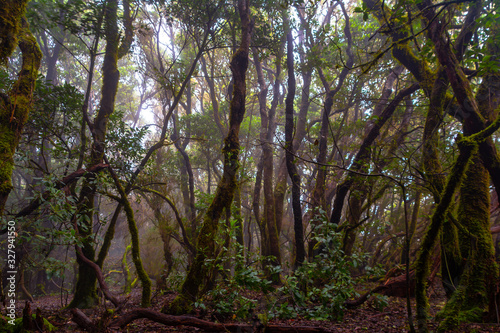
[193,214,385,321]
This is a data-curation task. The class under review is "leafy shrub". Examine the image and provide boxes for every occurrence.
[269,216,361,321]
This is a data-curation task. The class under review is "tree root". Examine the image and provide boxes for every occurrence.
[75,246,121,308]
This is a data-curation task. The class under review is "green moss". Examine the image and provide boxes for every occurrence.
[122,243,132,294]
[0,19,41,215]
[0,0,29,66]
[67,261,98,309]
[96,205,122,267]
[8,315,56,333]
[433,151,498,331]
[414,138,477,333]
[166,293,193,315]
[436,286,484,332]
[121,186,152,307]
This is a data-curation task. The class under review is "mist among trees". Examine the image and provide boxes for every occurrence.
[1,0,500,332]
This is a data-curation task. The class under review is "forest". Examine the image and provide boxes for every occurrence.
[1,0,500,332]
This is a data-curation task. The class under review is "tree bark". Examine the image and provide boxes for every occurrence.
[273,25,312,248]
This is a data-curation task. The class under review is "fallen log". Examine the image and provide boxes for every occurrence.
[346,255,441,308]
[71,308,96,332]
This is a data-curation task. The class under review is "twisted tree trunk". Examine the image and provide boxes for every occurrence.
[165,0,252,314]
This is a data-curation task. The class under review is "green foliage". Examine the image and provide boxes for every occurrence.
[203,286,258,320]
[198,252,272,320]
[0,69,15,92]
[164,0,224,31]
[106,110,151,176]
[194,189,216,212]
[162,270,186,292]
[20,79,84,164]
[353,3,369,22]
[195,213,369,322]
[269,218,360,321]
[31,0,105,37]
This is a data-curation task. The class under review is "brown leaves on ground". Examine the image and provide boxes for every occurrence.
[20,286,500,332]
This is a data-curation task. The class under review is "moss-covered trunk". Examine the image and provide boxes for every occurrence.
[436,30,500,331]
[436,154,497,330]
[0,9,42,215]
[414,138,476,333]
[416,1,499,330]
[165,0,252,314]
[69,0,127,309]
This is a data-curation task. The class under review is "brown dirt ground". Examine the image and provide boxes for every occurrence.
[9,283,500,332]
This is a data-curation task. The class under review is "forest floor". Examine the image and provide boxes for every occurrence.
[18,284,500,332]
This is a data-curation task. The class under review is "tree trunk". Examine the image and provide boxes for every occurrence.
[252,46,282,281]
[414,1,499,330]
[284,29,305,269]
[165,0,252,314]
[273,26,312,251]
[69,0,122,309]
[436,154,497,330]
[309,2,353,258]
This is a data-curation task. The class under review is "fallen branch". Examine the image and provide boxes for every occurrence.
[345,285,389,309]
[71,308,96,332]
[107,309,327,332]
[346,257,441,308]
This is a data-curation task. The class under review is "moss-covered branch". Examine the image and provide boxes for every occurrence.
[0,0,29,66]
[105,161,152,307]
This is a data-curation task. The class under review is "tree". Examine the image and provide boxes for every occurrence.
[69,0,135,308]
[284,26,305,269]
[361,0,500,330]
[166,0,252,314]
